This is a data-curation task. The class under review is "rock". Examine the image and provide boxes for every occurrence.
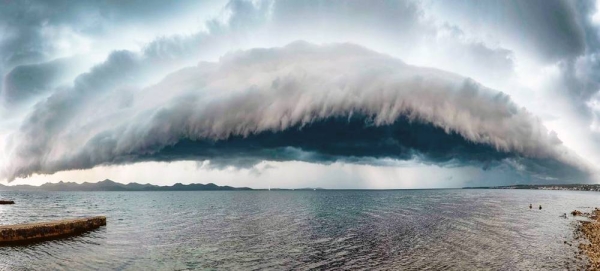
[575,208,600,269]
[0,216,106,244]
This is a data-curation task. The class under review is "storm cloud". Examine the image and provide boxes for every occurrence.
[427,0,596,62]
[1,0,600,187]
[1,42,589,181]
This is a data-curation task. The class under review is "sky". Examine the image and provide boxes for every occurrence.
[1,0,600,189]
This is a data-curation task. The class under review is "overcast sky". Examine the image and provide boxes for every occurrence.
[1,0,600,188]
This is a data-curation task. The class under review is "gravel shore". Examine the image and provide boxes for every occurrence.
[576,208,600,270]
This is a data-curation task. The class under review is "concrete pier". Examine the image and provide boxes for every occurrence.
[0,216,106,244]
[0,200,14,204]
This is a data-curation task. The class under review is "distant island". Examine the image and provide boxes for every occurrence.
[0,179,253,192]
[463,184,600,192]
[0,179,328,192]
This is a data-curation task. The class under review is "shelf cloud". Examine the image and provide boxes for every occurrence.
[2,42,591,182]
[2,0,600,187]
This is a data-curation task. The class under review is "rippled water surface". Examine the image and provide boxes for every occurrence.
[0,189,598,270]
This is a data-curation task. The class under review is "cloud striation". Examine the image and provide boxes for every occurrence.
[1,42,591,182]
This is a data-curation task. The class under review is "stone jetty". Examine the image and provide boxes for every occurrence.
[0,200,14,204]
[0,216,106,244]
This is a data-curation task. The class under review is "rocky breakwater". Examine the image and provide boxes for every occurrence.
[0,216,106,244]
[574,208,600,270]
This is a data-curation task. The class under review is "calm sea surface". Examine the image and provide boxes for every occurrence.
[0,189,598,270]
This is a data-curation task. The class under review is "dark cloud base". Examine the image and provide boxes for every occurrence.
[138,115,587,183]
[156,116,505,162]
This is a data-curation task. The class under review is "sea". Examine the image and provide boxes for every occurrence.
[0,189,597,270]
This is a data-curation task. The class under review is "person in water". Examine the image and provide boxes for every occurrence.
[539,205,542,210]
[529,204,532,209]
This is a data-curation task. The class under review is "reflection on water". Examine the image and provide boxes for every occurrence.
[0,189,596,270]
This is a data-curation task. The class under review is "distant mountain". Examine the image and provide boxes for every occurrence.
[0,179,252,191]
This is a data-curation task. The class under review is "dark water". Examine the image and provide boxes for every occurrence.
[0,189,597,270]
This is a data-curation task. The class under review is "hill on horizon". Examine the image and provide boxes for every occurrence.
[0,179,252,191]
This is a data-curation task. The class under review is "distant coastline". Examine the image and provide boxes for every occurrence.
[463,184,600,192]
[0,179,329,192]
[0,179,252,192]
[3,181,599,192]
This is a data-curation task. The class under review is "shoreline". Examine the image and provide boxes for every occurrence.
[574,208,600,270]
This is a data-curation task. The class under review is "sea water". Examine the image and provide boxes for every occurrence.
[0,189,597,270]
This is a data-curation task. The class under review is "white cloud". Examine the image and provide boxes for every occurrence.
[2,0,600,187]
[1,42,591,183]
